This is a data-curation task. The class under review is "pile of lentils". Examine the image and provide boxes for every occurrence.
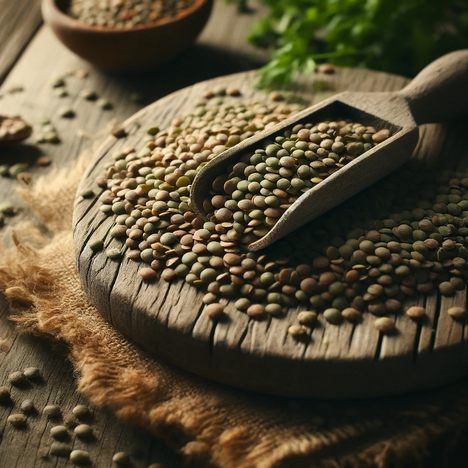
[68,0,195,28]
[202,121,390,245]
[94,90,468,337]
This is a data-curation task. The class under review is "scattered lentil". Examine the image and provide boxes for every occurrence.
[97,98,112,110]
[50,425,69,440]
[72,404,91,420]
[288,324,307,338]
[37,156,52,166]
[89,238,104,252]
[74,423,94,439]
[9,163,29,178]
[113,452,131,465]
[20,399,35,413]
[0,116,32,142]
[298,311,317,326]
[23,366,40,379]
[43,404,61,419]
[447,307,467,320]
[406,306,426,319]
[0,202,15,216]
[8,371,27,386]
[204,303,224,319]
[0,386,11,403]
[58,107,75,118]
[374,317,395,332]
[36,121,60,144]
[70,449,91,464]
[8,414,27,427]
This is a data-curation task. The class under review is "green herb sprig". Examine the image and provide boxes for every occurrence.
[231,0,468,87]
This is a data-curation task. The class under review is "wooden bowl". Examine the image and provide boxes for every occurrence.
[41,0,213,70]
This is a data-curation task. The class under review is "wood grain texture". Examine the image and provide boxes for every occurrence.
[0,2,268,466]
[0,0,42,85]
[73,66,468,399]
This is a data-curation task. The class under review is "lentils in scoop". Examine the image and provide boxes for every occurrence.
[68,0,195,29]
[203,121,390,246]
[95,92,468,339]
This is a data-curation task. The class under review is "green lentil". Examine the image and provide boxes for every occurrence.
[50,425,69,440]
[8,371,27,386]
[43,405,61,419]
[8,414,27,427]
[20,399,35,413]
[70,449,91,464]
[74,424,94,439]
[323,308,342,324]
[447,307,467,319]
[89,238,104,252]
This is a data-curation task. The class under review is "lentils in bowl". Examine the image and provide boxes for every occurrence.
[68,0,196,29]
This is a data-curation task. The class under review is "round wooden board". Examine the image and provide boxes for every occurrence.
[73,68,468,399]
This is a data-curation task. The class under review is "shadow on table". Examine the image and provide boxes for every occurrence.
[97,42,266,105]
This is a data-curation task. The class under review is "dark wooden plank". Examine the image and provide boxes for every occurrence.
[0,0,42,85]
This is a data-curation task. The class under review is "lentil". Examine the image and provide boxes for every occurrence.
[0,386,11,403]
[113,452,131,465]
[406,306,426,319]
[7,414,27,427]
[95,92,468,339]
[447,307,467,319]
[74,423,94,439]
[374,317,395,332]
[204,303,224,319]
[43,404,61,419]
[23,366,40,379]
[70,449,91,464]
[288,324,307,338]
[72,404,91,420]
[0,116,32,142]
[20,399,35,413]
[50,442,72,457]
[9,371,27,386]
[50,425,69,440]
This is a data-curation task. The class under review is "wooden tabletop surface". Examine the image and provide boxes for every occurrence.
[0,1,467,466]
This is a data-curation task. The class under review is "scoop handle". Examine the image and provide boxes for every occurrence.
[397,50,468,125]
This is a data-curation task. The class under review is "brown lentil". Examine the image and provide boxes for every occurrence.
[204,303,224,319]
[374,317,395,332]
[447,307,467,319]
[406,306,426,319]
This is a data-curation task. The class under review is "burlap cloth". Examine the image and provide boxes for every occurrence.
[1,146,468,468]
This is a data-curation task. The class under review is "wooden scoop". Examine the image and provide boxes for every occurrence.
[0,115,32,145]
[191,50,468,251]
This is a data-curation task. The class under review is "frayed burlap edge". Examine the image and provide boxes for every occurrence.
[0,151,468,467]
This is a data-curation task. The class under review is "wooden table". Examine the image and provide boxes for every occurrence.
[0,1,267,466]
[1,1,467,466]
